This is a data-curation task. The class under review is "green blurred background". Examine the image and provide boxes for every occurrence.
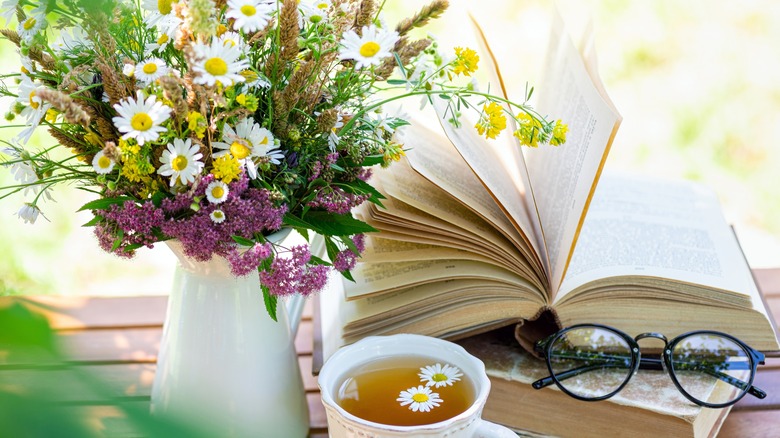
[1,0,779,297]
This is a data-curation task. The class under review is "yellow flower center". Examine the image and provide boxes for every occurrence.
[172,155,188,172]
[204,57,228,76]
[359,41,381,58]
[240,5,257,16]
[317,2,328,9]
[157,34,169,45]
[23,18,36,31]
[223,38,237,48]
[259,136,269,145]
[230,141,251,159]
[411,393,429,403]
[143,63,158,74]
[28,91,39,109]
[158,0,173,15]
[98,156,112,169]
[20,66,30,74]
[211,186,225,199]
[212,210,224,219]
[216,24,228,36]
[432,373,448,382]
[130,113,153,131]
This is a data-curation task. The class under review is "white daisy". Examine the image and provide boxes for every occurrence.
[16,203,42,224]
[212,118,284,179]
[191,41,249,87]
[135,58,168,84]
[122,63,135,77]
[397,385,442,413]
[17,11,46,43]
[112,90,171,145]
[15,76,50,144]
[217,31,246,51]
[1,0,20,24]
[9,161,42,196]
[205,180,230,204]
[327,112,346,151]
[142,0,177,28]
[300,0,331,25]
[158,138,204,186]
[209,209,226,224]
[339,25,399,70]
[52,27,92,53]
[145,15,182,53]
[226,0,274,33]
[418,363,463,388]
[92,150,115,174]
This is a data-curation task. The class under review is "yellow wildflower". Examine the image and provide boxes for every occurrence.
[453,47,479,77]
[211,154,241,183]
[121,155,154,182]
[512,112,543,147]
[475,102,506,140]
[550,120,568,146]
[118,138,141,155]
[235,93,259,112]
[84,132,103,147]
[45,108,58,123]
[382,142,406,167]
[187,111,207,139]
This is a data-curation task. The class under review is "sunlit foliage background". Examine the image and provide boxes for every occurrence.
[1,0,778,296]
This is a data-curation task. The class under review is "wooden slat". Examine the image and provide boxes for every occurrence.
[718,409,780,437]
[754,268,780,295]
[307,393,328,430]
[0,296,167,330]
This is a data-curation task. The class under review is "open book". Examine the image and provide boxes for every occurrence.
[317,14,780,361]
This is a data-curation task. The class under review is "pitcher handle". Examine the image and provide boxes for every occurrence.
[473,418,518,437]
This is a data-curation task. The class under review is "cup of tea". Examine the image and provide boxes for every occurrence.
[318,333,517,437]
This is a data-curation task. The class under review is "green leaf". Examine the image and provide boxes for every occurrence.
[340,269,355,282]
[438,93,452,100]
[77,196,135,212]
[360,155,385,166]
[303,211,377,236]
[81,215,104,227]
[231,235,256,246]
[309,255,330,266]
[283,213,313,230]
[151,191,167,208]
[123,243,144,253]
[262,286,278,322]
[386,79,408,85]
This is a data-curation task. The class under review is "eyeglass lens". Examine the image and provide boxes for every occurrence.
[548,326,634,399]
[669,333,752,406]
[546,327,755,405]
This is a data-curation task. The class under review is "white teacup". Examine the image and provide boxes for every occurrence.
[318,334,518,437]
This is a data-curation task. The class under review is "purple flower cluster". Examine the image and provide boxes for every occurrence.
[94,200,165,256]
[333,234,365,272]
[260,245,330,297]
[159,175,286,267]
[308,152,340,182]
[307,186,370,214]
[225,242,273,277]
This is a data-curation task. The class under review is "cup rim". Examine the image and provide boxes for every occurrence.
[318,333,490,432]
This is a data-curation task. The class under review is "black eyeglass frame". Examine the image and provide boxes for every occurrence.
[532,323,767,408]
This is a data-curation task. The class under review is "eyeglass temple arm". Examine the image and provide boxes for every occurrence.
[665,357,767,399]
[532,356,767,399]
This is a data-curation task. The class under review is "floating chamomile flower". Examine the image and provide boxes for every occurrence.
[112,90,171,145]
[397,385,442,413]
[92,150,115,174]
[142,0,177,28]
[205,180,230,204]
[191,41,249,87]
[210,209,226,224]
[217,31,246,51]
[135,58,168,84]
[301,0,331,25]
[226,0,274,33]
[158,138,204,186]
[339,25,399,69]
[15,75,50,144]
[418,363,463,388]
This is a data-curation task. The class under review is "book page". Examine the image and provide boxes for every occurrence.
[524,11,622,292]
[557,172,763,310]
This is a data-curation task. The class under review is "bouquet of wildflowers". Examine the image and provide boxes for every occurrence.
[0,0,566,318]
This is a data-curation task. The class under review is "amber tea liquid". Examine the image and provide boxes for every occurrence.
[335,355,475,426]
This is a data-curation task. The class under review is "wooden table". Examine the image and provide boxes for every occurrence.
[1,268,779,437]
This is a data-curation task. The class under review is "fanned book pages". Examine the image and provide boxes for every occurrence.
[317,14,780,362]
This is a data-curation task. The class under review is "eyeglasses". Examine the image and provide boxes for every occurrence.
[532,324,767,408]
